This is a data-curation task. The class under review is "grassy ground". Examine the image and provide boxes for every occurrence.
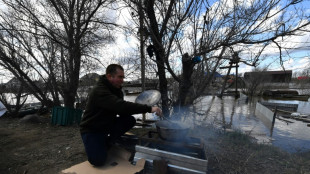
[0,115,309,174]
[195,125,310,174]
[130,124,310,174]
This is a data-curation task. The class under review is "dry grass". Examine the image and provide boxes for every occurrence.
[1,116,309,174]
[197,125,310,174]
[131,125,310,173]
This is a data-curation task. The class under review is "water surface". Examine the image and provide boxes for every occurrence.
[125,94,310,153]
[191,95,310,153]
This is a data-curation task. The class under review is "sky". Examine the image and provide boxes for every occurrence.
[0,0,310,83]
[100,0,310,78]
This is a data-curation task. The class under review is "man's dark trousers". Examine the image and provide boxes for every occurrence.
[81,115,136,166]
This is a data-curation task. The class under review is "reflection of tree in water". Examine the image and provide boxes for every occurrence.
[190,97,214,125]
[220,99,226,127]
[200,96,238,129]
[203,96,216,121]
[221,98,237,130]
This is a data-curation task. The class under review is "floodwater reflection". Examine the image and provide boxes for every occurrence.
[125,94,310,153]
[190,95,310,153]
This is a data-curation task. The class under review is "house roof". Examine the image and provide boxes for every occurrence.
[244,70,292,75]
[204,72,222,77]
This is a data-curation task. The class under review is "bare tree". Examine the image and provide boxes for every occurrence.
[0,80,28,117]
[0,0,115,108]
[123,0,310,116]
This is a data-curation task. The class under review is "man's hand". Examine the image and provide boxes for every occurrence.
[151,107,163,117]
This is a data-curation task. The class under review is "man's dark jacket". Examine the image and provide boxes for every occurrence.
[80,75,151,134]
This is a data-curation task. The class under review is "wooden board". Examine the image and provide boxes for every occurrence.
[61,146,145,174]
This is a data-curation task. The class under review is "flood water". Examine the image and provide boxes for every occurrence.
[2,92,309,153]
[191,95,310,153]
[125,94,310,153]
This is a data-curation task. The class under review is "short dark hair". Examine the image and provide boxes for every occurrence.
[106,64,124,75]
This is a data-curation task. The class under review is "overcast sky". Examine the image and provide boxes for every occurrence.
[100,0,310,77]
[1,0,310,83]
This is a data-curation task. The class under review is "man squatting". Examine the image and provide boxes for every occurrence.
[80,64,163,166]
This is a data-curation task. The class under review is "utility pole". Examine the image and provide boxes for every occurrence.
[218,62,233,98]
[138,0,146,122]
[219,52,240,98]
[138,0,145,92]
[232,52,240,98]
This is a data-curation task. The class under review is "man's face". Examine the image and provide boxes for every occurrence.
[107,69,124,88]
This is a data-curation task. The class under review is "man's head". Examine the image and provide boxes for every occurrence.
[106,64,124,88]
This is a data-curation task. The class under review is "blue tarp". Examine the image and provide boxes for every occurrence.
[204,72,222,77]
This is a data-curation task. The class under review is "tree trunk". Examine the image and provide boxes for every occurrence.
[63,45,81,108]
[154,48,169,117]
[178,53,195,106]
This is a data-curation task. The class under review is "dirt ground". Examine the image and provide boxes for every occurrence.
[1,114,310,174]
[0,115,86,174]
